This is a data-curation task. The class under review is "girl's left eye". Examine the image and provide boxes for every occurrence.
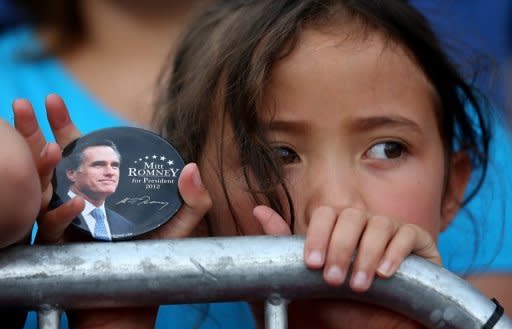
[365,141,406,160]
[272,146,301,164]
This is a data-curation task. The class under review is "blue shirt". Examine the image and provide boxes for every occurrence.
[0,25,510,327]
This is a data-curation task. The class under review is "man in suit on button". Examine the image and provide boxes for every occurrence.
[65,139,135,240]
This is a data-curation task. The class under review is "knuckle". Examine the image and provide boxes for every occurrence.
[400,223,418,239]
[340,208,366,223]
[201,195,213,211]
[336,241,357,256]
[419,234,437,253]
[328,250,353,267]
[191,189,212,212]
[312,206,336,220]
[369,215,394,233]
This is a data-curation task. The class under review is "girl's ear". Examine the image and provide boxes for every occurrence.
[441,151,472,230]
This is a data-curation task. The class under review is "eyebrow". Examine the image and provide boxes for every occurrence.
[90,160,120,166]
[348,115,423,134]
[263,115,422,135]
[262,119,310,135]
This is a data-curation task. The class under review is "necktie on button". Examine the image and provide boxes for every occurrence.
[91,208,109,240]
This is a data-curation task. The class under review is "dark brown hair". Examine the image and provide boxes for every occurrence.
[153,0,490,232]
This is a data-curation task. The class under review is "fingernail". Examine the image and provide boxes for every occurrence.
[351,271,369,290]
[306,250,323,267]
[377,259,393,276]
[192,165,203,188]
[13,98,27,109]
[325,266,345,284]
[40,143,48,158]
[46,94,70,129]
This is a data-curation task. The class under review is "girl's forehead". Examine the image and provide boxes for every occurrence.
[260,28,439,129]
[275,27,426,80]
[270,27,434,92]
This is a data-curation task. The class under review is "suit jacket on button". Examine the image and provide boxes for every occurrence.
[52,193,136,240]
[72,206,136,240]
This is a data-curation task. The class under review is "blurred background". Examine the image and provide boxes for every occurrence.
[0,0,509,122]
[412,0,511,125]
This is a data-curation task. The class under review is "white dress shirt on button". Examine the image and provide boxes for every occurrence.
[68,190,112,240]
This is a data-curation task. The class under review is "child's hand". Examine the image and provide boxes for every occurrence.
[13,94,212,243]
[0,119,41,247]
[13,96,84,243]
[14,94,212,329]
[253,205,441,292]
[142,161,212,239]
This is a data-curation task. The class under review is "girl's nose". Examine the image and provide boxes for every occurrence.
[301,163,366,229]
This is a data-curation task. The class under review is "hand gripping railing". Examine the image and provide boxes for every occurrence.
[0,236,510,329]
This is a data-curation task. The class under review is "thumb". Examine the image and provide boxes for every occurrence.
[149,162,211,239]
[253,205,291,236]
[37,196,85,244]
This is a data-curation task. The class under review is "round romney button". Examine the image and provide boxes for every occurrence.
[52,127,184,241]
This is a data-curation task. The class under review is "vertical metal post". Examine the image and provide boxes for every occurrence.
[265,295,288,329]
[38,306,60,329]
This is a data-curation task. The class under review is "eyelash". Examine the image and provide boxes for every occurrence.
[271,141,408,165]
[272,145,301,165]
[364,141,408,161]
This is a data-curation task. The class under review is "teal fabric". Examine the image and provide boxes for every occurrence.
[0,27,132,136]
[438,111,512,273]
[0,26,255,329]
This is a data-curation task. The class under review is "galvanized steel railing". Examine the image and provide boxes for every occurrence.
[0,236,509,329]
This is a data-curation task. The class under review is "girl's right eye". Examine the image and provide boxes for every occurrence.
[272,146,300,164]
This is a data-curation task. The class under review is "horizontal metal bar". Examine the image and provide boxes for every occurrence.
[0,236,510,329]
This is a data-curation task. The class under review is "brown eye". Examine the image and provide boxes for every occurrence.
[366,141,405,160]
[273,146,300,164]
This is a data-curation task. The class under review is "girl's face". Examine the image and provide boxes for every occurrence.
[199,27,470,239]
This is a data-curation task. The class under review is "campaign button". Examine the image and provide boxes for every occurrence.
[52,127,184,241]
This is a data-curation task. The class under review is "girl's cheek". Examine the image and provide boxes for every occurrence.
[369,171,443,239]
[283,158,445,238]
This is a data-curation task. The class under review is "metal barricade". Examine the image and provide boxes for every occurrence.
[0,236,510,329]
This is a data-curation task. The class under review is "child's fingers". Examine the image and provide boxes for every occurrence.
[45,94,81,148]
[376,224,441,278]
[323,208,367,286]
[38,142,61,190]
[349,215,400,292]
[38,143,62,211]
[253,205,291,236]
[37,196,85,244]
[303,206,337,269]
[13,100,61,208]
[13,99,47,160]
[149,163,212,239]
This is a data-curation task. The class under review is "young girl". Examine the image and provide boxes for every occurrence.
[14,0,494,328]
